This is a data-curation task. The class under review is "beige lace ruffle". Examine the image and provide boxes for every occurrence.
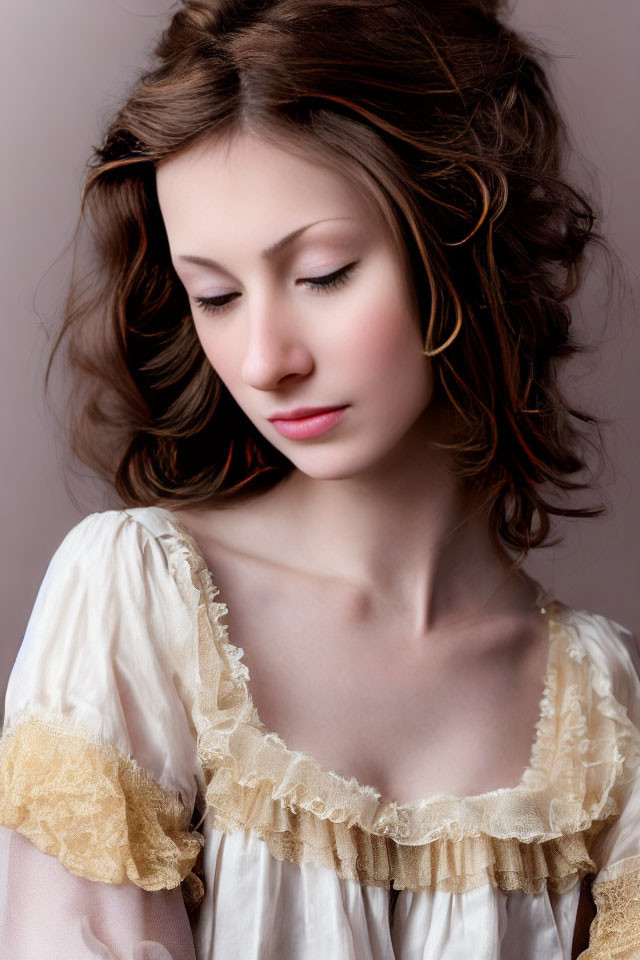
[158,510,640,893]
[206,770,596,893]
[578,855,640,958]
[0,714,205,910]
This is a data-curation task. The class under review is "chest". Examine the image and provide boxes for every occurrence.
[196,538,551,806]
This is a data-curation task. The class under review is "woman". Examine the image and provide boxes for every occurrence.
[0,1,638,957]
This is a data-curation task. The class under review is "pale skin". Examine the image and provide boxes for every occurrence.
[155,129,553,807]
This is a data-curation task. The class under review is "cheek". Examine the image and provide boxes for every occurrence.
[338,280,426,389]
[339,266,433,434]
[193,324,240,386]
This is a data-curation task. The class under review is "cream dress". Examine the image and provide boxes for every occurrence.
[0,506,639,959]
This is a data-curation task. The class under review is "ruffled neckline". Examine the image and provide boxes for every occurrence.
[144,505,640,846]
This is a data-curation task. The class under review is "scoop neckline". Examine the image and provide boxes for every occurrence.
[149,504,566,815]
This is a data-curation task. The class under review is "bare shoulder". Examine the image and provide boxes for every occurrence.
[168,490,287,563]
[165,500,555,802]
[166,494,303,618]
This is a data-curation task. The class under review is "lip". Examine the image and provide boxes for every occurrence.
[268,404,349,440]
[268,404,347,421]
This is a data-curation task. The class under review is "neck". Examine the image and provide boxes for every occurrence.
[258,409,534,634]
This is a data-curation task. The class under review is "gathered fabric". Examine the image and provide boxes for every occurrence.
[0,505,639,959]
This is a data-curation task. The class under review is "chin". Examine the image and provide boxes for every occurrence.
[275,442,397,482]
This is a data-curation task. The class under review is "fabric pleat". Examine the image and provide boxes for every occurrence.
[2,504,639,959]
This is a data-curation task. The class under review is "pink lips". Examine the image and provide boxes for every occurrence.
[268,405,349,439]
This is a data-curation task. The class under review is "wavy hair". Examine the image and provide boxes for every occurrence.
[46,0,613,557]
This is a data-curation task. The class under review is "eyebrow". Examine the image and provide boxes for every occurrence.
[176,217,358,270]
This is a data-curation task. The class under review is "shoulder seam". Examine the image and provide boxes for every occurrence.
[121,506,167,543]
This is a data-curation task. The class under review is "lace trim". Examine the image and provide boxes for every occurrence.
[207,776,595,894]
[579,857,640,958]
[155,506,640,846]
[0,714,205,910]
[126,506,639,893]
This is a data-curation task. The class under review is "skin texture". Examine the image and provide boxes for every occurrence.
[156,130,529,629]
[155,130,552,805]
[158,132,432,488]
[0,827,194,959]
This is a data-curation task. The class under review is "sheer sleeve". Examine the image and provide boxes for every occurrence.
[578,619,640,959]
[0,510,204,959]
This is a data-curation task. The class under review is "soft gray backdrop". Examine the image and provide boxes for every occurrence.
[2,0,638,702]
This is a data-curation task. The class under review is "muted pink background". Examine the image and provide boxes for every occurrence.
[1,0,638,706]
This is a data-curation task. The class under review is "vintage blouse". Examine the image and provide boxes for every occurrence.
[0,505,639,959]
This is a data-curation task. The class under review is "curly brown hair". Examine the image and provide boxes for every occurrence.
[46,0,612,558]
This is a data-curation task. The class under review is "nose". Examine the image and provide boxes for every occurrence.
[240,299,314,390]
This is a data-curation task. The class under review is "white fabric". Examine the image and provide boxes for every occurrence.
[0,510,203,959]
[581,616,640,888]
[191,820,583,960]
[0,506,639,958]
[0,826,196,959]
[2,510,203,805]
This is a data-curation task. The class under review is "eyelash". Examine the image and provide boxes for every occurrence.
[193,262,357,316]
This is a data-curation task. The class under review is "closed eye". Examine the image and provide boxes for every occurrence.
[193,262,358,316]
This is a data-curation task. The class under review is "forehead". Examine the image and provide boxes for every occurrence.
[155,130,387,244]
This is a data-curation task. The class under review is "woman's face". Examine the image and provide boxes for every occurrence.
[156,131,434,480]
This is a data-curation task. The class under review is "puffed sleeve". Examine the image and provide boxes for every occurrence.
[578,620,640,959]
[0,510,205,959]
